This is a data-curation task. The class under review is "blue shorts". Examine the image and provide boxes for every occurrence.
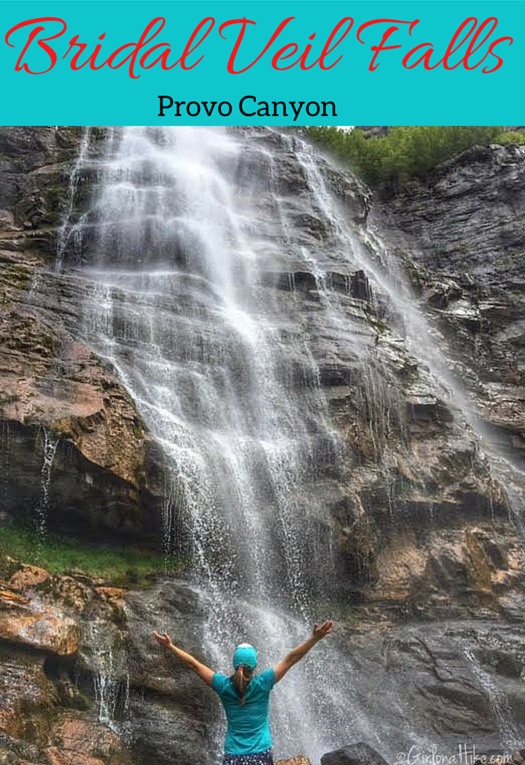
[223,748,274,765]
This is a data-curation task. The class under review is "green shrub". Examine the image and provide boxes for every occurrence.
[304,126,514,192]
[495,131,525,145]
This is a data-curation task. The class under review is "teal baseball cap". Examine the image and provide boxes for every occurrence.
[233,643,258,670]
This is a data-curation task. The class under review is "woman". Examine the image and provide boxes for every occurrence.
[153,619,334,764]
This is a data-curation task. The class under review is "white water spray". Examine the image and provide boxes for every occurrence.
[34,428,59,539]
[55,126,522,761]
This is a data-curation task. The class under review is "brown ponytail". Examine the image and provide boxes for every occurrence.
[232,665,253,704]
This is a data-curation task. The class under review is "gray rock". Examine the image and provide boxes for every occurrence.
[321,743,390,765]
[1,125,525,765]
[382,143,525,463]
[123,580,220,764]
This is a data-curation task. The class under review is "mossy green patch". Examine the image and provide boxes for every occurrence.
[0,525,179,586]
[132,421,144,440]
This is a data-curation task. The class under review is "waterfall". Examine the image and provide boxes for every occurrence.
[291,136,525,529]
[61,126,384,759]
[56,126,92,272]
[462,645,522,750]
[83,619,130,733]
[34,427,59,539]
[56,126,521,761]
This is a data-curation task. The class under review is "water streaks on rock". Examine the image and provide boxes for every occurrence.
[0,126,523,764]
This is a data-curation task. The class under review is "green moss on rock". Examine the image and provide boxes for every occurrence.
[0,525,180,586]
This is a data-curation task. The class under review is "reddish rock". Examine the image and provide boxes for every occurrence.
[0,290,146,486]
[50,575,92,613]
[94,587,126,608]
[46,711,129,765]
[9,565,50,591]
[0,589,28,608]
[0,650,57,740]
[0,588,78,655]
[94,586,126,599]
[0,732,41,765]
[45,747,106,765]
[0,249,161,541]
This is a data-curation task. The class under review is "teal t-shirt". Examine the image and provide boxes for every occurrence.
[212,668,276,755]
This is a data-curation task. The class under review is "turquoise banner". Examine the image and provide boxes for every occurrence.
[1,0,524,125]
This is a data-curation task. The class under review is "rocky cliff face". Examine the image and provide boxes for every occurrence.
[0,127,524,765]
[384,143,525,465]
[0,127,166,539]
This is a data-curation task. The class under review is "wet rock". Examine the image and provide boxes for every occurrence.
[0,646,57,740]
[405,389,453,422]
[0,125,524,764]
[127,692,213,765]
[0,566,94,657]
[424,280,463,308]
[0,252,163,539]
[45,710,129,765]
[124,579,216,698]
[8,565,50,591]
[45,748,106,765]
[321,743,390,765]
[0,127,94,257]
[94,587,126,608]
[333,619,525,755]
[0,569,131,764]
[0,733,41,765]
[0,585,78,654]
[384,143,525,462]
[350,270,372,301]
[499,592,525,623]
[121,580,219,764]
[324,167,371,224]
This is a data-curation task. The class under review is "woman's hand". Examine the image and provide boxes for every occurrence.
[274,619,335,683]
[313,620,334,641]
[153,631,174,650]
[152,632,215,687]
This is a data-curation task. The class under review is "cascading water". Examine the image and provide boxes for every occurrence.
[462,644,522,750]
[59,126,384,759]
[56,126,92,272]
[34,427,59,540]
[83,619,130,733]
[55,126,522,761]
[292,136,525,529]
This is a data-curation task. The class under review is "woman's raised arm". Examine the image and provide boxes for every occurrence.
[273,620,334,683]
[153,631,215,686]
